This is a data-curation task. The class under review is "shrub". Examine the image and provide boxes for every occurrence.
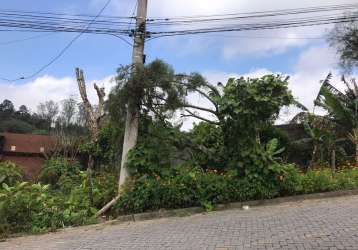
[300,170,335,194]
[39,157,81,187]
[0,171,117,237]
[64,171,117,212]
[0,182,62,237]
[0,162,24,187]
[277,164,303,195]
[113,165,290,215]
[334,168,358,190]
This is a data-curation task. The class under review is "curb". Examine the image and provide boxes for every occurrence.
[109,189,358,225]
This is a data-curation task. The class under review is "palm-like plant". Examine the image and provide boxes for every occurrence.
[348,128,358,165]
[315,73,358,166]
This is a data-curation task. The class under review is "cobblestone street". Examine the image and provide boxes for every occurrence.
[1,195,358,250]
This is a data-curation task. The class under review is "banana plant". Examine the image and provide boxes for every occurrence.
[315,74,358,167]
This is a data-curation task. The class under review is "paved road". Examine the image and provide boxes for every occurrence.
[1,195,358,250]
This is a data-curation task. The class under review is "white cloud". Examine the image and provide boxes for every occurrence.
[90,0,353,57]
[181,44,348,128]
[0,44,350,130]
[0,75,115,112]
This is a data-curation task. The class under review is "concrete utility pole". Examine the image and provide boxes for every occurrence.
[119,0,148,189]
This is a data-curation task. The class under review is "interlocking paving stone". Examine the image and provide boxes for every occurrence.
[1,195,358,249]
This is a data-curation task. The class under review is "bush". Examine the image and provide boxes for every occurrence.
[0,171,117,238]
[64,171,117,212]
[0,182,62,237]
[39,157,81,187]
[113,165,291,215]
[300,168,358,194]
[0,162,24,187]
[300,170,335,193]
[113,164,358,216]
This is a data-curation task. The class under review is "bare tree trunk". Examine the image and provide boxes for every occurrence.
[75,68,105,211]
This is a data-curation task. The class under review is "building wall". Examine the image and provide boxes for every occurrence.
[1,155,45,180]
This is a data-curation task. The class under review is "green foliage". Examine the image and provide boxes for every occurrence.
[0,162,24,187]
[109,59,206,124]
[39,158,81,187]
[0,118,34,134]
[218,75,294,167]
[315,74,358,166]
[0,182,61,236]
[113,164,296,215]
[113,166,358,215]
[127,119,188,177]
[0,99,50,134]
[64,171,117,212]
[329,19,358,71]
[79,124,122,168]
[0,169,117,238]
[189,122,226,170]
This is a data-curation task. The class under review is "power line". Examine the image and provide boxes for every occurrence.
[128,1,138,31]
[1,0,113,82]
[111,34,132,46]
[146,3,358,20]
[147,14,358,39]
[0,8,134,19]
[0,3,355,34]
[170,33,325,40]
[0,2,357,81]
[0,32,55,45]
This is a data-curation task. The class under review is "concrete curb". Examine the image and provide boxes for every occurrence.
[110,189,358,224]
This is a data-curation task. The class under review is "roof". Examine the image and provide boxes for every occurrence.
[0,133,55,154]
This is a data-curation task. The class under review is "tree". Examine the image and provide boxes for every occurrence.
[315,74,358,166]
[60,96,77,126]
[37,100,59,131]
[17,105,29,116]
[329,16,358,71]
[110,60,208,189]
[0,99,15,116]
[0,119,34,134]
[75,68,106,206]
[76,102,87,127]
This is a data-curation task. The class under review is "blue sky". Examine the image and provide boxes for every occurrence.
[0,0,355,128]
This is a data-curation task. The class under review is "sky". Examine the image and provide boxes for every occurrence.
[0,0,356,130]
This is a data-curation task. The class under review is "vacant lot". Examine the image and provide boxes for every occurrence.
[1,195,358,250]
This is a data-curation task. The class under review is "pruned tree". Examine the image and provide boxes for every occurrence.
[75,67,106,205]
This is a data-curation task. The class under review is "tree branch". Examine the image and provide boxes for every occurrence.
[182,109,219,125]
[182,103,217,116]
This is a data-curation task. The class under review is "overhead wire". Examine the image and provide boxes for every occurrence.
[146,3,358,20]
[0,32,55,45]
[0,0,113,82]
[0,2,357,81]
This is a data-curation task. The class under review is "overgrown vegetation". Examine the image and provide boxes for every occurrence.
[0,57,357,238]
[0,160,116,238]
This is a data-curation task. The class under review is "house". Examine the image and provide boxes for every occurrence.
[0,133,55,179]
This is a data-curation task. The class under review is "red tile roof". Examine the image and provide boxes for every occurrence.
[0,133,54,154]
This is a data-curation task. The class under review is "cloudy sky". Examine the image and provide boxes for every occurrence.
[0,0,355,129]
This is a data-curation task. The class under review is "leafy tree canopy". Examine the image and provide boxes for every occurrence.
[329,17,358,71]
